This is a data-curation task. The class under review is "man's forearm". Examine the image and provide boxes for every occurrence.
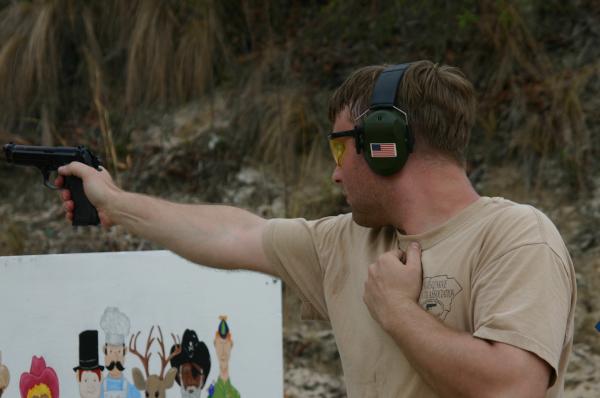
[106,190,273,274]
[383,300,548,398]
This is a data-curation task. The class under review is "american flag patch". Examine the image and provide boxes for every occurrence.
[370,143,397,158]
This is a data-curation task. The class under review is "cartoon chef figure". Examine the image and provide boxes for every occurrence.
[99,307,141,398]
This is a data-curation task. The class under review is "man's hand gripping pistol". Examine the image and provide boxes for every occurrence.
[3,143,102,226]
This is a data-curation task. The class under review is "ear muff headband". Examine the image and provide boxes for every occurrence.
[358,63,413,176]
[371,64,410,108]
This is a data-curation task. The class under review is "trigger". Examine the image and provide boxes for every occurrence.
[42,169,58,190]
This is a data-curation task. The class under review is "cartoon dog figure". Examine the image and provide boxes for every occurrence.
[0,351,9,397]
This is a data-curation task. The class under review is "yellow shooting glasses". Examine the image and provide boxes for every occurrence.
[327,128,359,167]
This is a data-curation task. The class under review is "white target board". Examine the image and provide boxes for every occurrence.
[0,250,283,398]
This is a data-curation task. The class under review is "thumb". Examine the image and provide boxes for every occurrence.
[58,161,93,178]
[406,242,422,269]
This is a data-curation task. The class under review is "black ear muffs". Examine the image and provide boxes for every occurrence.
[356,63,413,176]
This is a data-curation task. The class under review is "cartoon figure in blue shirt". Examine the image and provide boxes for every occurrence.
[99,307,141,398]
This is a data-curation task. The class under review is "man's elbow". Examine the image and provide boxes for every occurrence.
[467,359,551,398]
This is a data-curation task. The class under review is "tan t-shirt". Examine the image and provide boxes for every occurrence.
[262,196,576,398]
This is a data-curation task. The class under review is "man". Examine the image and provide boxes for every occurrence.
[208,317,240,398]
[99,307,141,398]
[56,60,575,397]
[74,330,104,398]
[169,329,211,398]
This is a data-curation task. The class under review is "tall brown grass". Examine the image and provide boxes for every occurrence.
[477,1,595,189]
[0,0,65,143]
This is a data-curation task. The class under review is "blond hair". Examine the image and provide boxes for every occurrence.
[328,60,477,165]
[27,383,52,398]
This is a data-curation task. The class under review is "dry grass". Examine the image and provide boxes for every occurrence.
[231,43,335,218]
[477,1,596,189]
[81,7,120,180]
[125,0,176,107]
[125,0,227,108]
[0,0,596,195]
[0,1,65,142]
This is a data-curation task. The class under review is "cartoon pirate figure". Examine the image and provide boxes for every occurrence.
[74,330,104,398]
[170,329,211,398]
[99,307,141,398]
[19,356,59,398]
[208,316,240,398]
[0,351,9,397]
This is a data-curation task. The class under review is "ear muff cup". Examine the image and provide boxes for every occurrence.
[361,108,410,176]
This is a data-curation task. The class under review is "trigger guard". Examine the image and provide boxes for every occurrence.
[42,169,59,190]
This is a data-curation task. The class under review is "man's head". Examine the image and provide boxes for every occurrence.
[99,307,130,377]
[76,369,102,398]
[328,60,477,166]
[73,329,104,396]
[103,344,126,375]
[328,61,477,227]
[170,329,211,394]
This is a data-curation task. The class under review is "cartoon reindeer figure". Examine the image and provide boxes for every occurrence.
[129,326,180,398]
[0,351,9,397]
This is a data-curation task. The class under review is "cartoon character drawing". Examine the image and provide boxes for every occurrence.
[169,329,211,398]
[129,326,178,398]
[19,356,59,398]
[74,330,104,398]
[99,307,141,398]
[0,351,9,397]
[208,316,240,398]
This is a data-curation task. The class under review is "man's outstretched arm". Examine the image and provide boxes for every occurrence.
[56,162,275,276]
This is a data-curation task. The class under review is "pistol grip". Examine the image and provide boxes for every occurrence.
[64,175,100,226]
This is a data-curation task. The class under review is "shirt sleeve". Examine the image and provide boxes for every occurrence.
[262,217,336,321]
[471,243,572,385]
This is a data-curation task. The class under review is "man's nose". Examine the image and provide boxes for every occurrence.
[331,164,342,184]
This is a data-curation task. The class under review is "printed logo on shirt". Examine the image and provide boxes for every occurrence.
[419,275,463,320]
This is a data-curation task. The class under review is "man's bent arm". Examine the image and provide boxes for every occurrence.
[57,162,275,276]
[363,246,551,398]
[383,300,550,398]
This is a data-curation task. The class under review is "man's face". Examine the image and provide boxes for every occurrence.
[213,337,232,367]
[330,108,391,227]
[78,371,101,398]
[104,344,125,375]
[180,363,204,393]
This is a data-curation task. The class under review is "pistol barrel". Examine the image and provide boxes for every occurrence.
[3,144,100,170]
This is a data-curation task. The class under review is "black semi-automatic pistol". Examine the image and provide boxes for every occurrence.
[3,143,102,226]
